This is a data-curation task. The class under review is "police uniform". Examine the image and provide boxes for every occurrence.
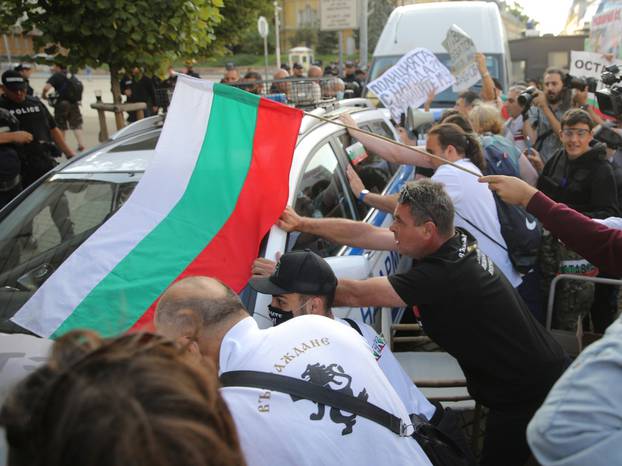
[0,94,59,188]
[0,108,22,208]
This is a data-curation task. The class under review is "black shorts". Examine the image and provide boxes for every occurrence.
[55,100,83,130]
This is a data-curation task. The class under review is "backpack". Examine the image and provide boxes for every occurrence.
[63,75,83,103]
[479,136,542,274]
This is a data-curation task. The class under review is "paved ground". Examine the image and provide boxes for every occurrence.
[28,69,227,152]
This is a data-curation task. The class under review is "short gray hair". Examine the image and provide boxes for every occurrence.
[398,179,455,236]
[508,85,527,94]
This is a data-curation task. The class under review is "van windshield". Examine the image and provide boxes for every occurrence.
[366,53,501,108]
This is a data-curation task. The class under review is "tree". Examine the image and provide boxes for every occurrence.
[4,0,224,103]
[210,0,273,56]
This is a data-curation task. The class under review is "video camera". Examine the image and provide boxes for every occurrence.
[593,125,622,150]
[564,74,598,93]
[596,65,622,118]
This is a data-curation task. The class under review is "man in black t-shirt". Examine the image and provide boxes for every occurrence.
[122,67,157,123]
[42,63,85,152]
[278,178,567,466]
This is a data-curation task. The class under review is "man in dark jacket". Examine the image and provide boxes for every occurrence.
[121,67,157,123]
[537,109,619,331]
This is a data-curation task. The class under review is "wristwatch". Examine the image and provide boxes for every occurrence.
[358,189,369,203]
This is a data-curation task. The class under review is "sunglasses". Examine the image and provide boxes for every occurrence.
[398,187,437,226]
[561,128,590,138]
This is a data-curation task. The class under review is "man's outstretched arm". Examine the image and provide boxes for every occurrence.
[335,277,406,308]
[278,206,397,251]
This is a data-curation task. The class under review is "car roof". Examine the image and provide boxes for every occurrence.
[59,103,385,175]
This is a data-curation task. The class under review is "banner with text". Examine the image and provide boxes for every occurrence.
[442,24,480,92]
[570,50,622,81]
[589,6,622,59]
[367,48,455,121]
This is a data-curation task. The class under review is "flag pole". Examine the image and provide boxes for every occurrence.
[303,111,482,178]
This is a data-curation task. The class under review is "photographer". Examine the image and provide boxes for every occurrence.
[523,68,572,162]
[0,70,75,188]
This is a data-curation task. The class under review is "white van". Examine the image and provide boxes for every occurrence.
[367,1,511,109]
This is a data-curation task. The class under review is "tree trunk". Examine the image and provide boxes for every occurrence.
[109,64,122,104]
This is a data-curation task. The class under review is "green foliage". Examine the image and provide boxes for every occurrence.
[8,0,224,101]
[317,31,338,55]
[289,28,317,49]
[210,0,273,55]
[367,0,396,55]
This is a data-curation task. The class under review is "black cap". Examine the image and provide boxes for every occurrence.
[249,250,337,296]
[14,63,32,72]
[1,71,27,91]
[293,62,303,69]
[225,62,236,70]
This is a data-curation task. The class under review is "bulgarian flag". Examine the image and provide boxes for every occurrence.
[12,76,303,338]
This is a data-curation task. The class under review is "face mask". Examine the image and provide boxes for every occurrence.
[268,305,294,326]
[268,298,311,326]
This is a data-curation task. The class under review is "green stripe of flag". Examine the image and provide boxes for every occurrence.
[53,84,260,337]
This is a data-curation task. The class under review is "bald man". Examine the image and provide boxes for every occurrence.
[270,69,290,97]
[155,276,433,466]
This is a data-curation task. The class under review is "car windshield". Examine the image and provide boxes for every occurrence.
[0,173,140,331]
[367,53,501,108]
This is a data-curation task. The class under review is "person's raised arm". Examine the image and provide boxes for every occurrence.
[533,90,562,136]
[346,165,398,214]
[334,277,406,308]
[480,175,622,276]
[476,53,495,102]
[338,113,432,166]
[50,127,76,159]
[278,206,397,251]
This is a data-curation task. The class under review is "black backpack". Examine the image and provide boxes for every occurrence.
[63,75,83,103]
[477,137,542,274]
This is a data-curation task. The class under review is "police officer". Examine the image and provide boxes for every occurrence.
[0,108,32,208]
[0,70,75,188]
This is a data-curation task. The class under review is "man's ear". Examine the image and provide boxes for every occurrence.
[176,335,201,356]
[308,296,325,316]
[423,220,437,239]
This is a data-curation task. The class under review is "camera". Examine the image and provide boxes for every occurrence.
[564,74,598,93]
[517,86,537,112]
[596,65,622,118]
[593,125,622,150]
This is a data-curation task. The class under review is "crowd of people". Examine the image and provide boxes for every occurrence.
[1,51,622,466]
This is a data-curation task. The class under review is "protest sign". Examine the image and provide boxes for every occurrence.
[589,6,622,59]
[442,24,481,92]
[367,48,455,122]
[570,50,622,80]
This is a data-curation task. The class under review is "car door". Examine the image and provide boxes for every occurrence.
[328,118,414,330]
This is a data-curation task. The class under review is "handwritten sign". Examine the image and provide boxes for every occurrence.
[589,6,622,59]
[367,48,455,121]
[442,24,480,92]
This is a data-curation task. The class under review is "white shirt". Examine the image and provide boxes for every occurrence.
[505,115,527,152]
[433,159,523,287]
[595,217,622,230]
[336,318,436,421]
[219,316,432,466]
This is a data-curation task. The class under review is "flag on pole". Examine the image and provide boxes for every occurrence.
[12,76,303,338]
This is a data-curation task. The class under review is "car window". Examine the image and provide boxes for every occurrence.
[338,121,399,218]
[108,132,160,152]
[289,142,355,257]
[0,177,137,293]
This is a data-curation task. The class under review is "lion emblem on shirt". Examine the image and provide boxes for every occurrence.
[292,362,368,435]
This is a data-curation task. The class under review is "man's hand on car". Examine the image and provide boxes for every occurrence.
[277,206,304,232]
[339,114,359,133]
[252,258,277,277]
[346,165,365,198]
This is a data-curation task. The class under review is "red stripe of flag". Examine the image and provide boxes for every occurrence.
[130,98,303,332]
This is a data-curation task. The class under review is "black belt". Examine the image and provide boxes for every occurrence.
[0,174,21,192]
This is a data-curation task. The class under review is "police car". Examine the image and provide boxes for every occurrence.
[0,101,413,335]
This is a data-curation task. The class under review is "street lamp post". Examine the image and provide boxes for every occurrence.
[274,1,282,69]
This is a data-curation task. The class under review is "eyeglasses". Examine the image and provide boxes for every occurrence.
[561,128,591,138]
[398,187,437,226]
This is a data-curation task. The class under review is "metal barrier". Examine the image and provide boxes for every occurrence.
[546,274,622,330]
[223,77,360,109]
